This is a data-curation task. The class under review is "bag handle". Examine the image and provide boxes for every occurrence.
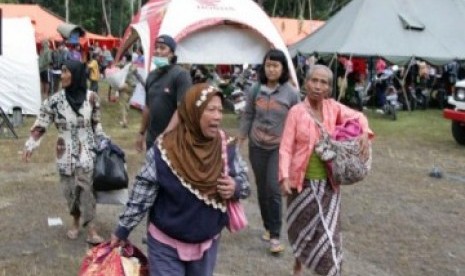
[219,130,229,176]
[306,107,330,140]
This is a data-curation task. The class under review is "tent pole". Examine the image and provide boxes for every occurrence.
[398,57,414,112]
[329,53,338,99]
[337,54,352,101]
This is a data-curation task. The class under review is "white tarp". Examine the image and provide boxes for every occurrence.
[175,25,270,65]
[0,17,41,115]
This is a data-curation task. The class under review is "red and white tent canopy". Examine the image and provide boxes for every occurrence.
[117,0,297,85]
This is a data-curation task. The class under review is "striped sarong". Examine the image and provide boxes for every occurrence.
[286,179,342,276]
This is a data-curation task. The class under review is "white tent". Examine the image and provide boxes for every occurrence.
[118,0,297,85]
[0,17,41,115]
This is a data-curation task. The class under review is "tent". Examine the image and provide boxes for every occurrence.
[0,18,41,115]
[271,17,324,46]
[289,0,465,66]
[0,4,63,43]
[81,33,121,50]
[117,0,298,84]
[0,4,120,48]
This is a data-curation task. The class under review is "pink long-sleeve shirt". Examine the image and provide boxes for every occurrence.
[279,98,374,192]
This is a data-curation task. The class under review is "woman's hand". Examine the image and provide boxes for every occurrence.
[359,132,370,159]
[217,175,235,199]
[280,178,292,196]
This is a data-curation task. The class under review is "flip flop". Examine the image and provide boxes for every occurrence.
[66,229,79,240]
[269,239,285,254]
[261,230,270,241]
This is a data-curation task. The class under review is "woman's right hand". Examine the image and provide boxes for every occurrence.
[135,133,145,153]
[280,178,292,196]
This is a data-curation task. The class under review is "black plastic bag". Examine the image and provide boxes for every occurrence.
[93,141,128,191]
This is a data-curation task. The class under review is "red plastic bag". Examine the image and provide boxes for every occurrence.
[79,241,149,276]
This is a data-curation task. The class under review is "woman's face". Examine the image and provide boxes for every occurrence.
[200,95,223,139]
[306,68,330,102]
[61,66,72,88]
[264,58,283,83]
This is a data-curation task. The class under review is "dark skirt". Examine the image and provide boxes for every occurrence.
[286,179,342,276]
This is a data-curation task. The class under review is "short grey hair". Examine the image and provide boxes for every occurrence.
[305,64,334,96]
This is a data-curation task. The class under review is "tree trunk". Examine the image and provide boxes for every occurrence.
[65,0,69,22]
[300,0,306,18]
[272,0,278,16]
[308,0,312,20]
[119,1,125,36]
[102,0,111,35]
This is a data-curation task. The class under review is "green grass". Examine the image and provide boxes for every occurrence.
[365,109,450,143]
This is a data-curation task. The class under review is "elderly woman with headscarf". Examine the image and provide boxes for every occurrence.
[23,60,107,245]
[111,83,251,276]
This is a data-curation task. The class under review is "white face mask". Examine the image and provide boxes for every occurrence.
[152,56,169,69]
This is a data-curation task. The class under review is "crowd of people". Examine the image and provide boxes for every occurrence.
[38,40,119,98]
[293,54,463,113]
[26,34,375,276]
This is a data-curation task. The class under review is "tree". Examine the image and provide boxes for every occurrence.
[101,0,111,35]
[257,0,350,20]
[65,0,69,22]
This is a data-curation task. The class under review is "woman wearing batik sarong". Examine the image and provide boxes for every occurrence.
[279,64,374,276]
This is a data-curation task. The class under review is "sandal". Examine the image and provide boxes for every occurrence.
[86,234,105,245]
[261,230,270,241]
[269,239,285,254]
[66,229,80,240]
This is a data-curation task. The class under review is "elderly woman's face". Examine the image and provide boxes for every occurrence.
[200,95,223,138]
[61,66,72,88]
[306,68,330,102]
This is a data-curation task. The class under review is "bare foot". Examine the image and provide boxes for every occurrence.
[66,228,79,240]
[86,234,104,245]
[87,224,105,245]
[293,259,303,276]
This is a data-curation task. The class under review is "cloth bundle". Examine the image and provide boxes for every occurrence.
[79,242,148,276]
[314,118,372,186]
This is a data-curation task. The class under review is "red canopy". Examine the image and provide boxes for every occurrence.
[0,4,120,49]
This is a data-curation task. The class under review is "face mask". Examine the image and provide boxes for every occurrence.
[152,56,169,69]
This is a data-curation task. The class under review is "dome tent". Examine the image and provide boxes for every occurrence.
[117,0,298,85]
